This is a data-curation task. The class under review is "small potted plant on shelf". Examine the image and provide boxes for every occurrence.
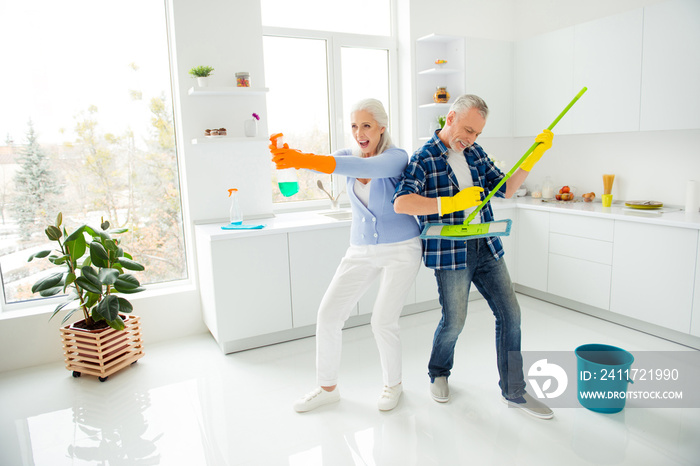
[28,213,146,381]
[188,65,214,87]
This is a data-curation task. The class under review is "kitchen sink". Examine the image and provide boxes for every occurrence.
[321,211,353,221]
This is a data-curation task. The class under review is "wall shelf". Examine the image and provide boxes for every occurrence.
[188,86,269,96]
[191,136,267,144]
[418,103,451,109]
[418,67,461,75]
[415,35,465,143]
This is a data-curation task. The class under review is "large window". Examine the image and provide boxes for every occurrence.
[261,0,396,204]
[0,0,187,307]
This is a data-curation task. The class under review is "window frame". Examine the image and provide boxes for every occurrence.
[262,25,400,209]
[0,0,191,314]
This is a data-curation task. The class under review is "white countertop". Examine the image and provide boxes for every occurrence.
[195,197,700,241]
[195,209,355,241]
[500,196,700,230]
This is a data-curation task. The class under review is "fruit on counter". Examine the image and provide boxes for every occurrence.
[582,192,596,202]
[560,186,570,194]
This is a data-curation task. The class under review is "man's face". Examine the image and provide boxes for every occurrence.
[441,107,486,152]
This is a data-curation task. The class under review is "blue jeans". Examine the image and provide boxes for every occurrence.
[428,238,526,399]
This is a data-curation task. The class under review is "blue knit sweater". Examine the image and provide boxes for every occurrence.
[332,147,420,246]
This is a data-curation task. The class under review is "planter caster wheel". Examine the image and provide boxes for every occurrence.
[98,376,109,382]
[72,371,81,378]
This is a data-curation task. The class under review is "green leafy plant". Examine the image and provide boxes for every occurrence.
[188,65,214,78]
[28,213,146,331]
[438,115,446,129]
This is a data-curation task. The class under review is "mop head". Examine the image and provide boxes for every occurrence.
[420,219,512,240]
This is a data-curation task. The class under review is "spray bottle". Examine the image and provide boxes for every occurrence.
[228,188,242,225]
[275,136,299,197]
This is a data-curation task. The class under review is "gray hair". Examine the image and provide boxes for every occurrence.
[351,98,393,156]
[449,94,489,120]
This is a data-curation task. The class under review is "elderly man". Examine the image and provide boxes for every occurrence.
[394,94,554,419]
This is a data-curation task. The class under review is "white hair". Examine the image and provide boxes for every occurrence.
[350,98,393,156]
[449,94,489,120]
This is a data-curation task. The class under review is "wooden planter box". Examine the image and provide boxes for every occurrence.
[60,315,144,382]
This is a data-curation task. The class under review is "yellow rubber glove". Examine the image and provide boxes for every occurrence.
[439,186,484,216]
[520,129,553,172]
[268,133,336,174]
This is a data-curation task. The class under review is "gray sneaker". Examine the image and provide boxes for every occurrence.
[502,392,553,419]
[430,376,449,403]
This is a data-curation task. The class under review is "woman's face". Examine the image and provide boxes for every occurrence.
[351,110,385,157]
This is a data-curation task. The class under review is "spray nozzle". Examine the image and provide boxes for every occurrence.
[228,188,238,197]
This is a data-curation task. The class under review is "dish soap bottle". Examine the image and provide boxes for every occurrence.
[228,188,242,225]
[276,136,299,197]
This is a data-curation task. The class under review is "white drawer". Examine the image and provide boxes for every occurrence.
[549,232,614,265]
[548,254,611,310]
[550,213,614,241]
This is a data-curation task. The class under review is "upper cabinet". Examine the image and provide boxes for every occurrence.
[571,9,643,134]
[515,0,700,136]
[464,37,513,138]
[640,0,700,131]
[515,28,575,137]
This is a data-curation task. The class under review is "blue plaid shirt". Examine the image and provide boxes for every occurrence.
[393,131,506,270]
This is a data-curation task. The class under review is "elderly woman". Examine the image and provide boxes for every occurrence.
[270,98,421,412]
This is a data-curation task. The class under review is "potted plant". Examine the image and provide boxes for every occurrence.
[29,213,146,381]
[188,65,214,87]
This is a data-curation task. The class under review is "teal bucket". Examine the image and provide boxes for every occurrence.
[575,344,634,414]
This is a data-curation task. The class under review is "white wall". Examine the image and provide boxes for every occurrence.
[483,130,700,205]
[169,0,273,224]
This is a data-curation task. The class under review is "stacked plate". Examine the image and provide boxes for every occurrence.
[624,201,663,210]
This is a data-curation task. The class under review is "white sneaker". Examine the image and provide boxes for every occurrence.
[378,383,403,411]
[293,387,340,413]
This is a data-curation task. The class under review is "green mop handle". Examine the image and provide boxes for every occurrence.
[463,86,588,225]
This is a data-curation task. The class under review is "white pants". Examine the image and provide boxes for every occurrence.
[316,237,422,387]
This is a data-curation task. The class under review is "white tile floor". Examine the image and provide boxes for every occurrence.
[1,294,699,466]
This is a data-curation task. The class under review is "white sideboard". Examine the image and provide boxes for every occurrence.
[195,212,439,353]
[512,198,700,348]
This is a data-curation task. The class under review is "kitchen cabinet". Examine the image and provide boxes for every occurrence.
[547,214,614,309]
[414,264,438,304]
[497,206,518,282]
[197,232,293,349]
[515,209,549,291]
[463,37,513,137]
[692,234,700,338]
[514,28,574,137]
[640,0,700,131]
[288,227,352,328]
[415,34,465,145]
[570,8,643,134]
[195,214,444,353]
[610,221,698,333]
[514,0,700,135]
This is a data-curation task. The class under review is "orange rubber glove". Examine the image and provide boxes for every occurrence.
[268,133,336,174]
[439,186,484,215]
[520,129,553,172]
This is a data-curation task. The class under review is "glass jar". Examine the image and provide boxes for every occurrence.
[235,72,250,87]
[433,86,450,103]
[542,176,555,199]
